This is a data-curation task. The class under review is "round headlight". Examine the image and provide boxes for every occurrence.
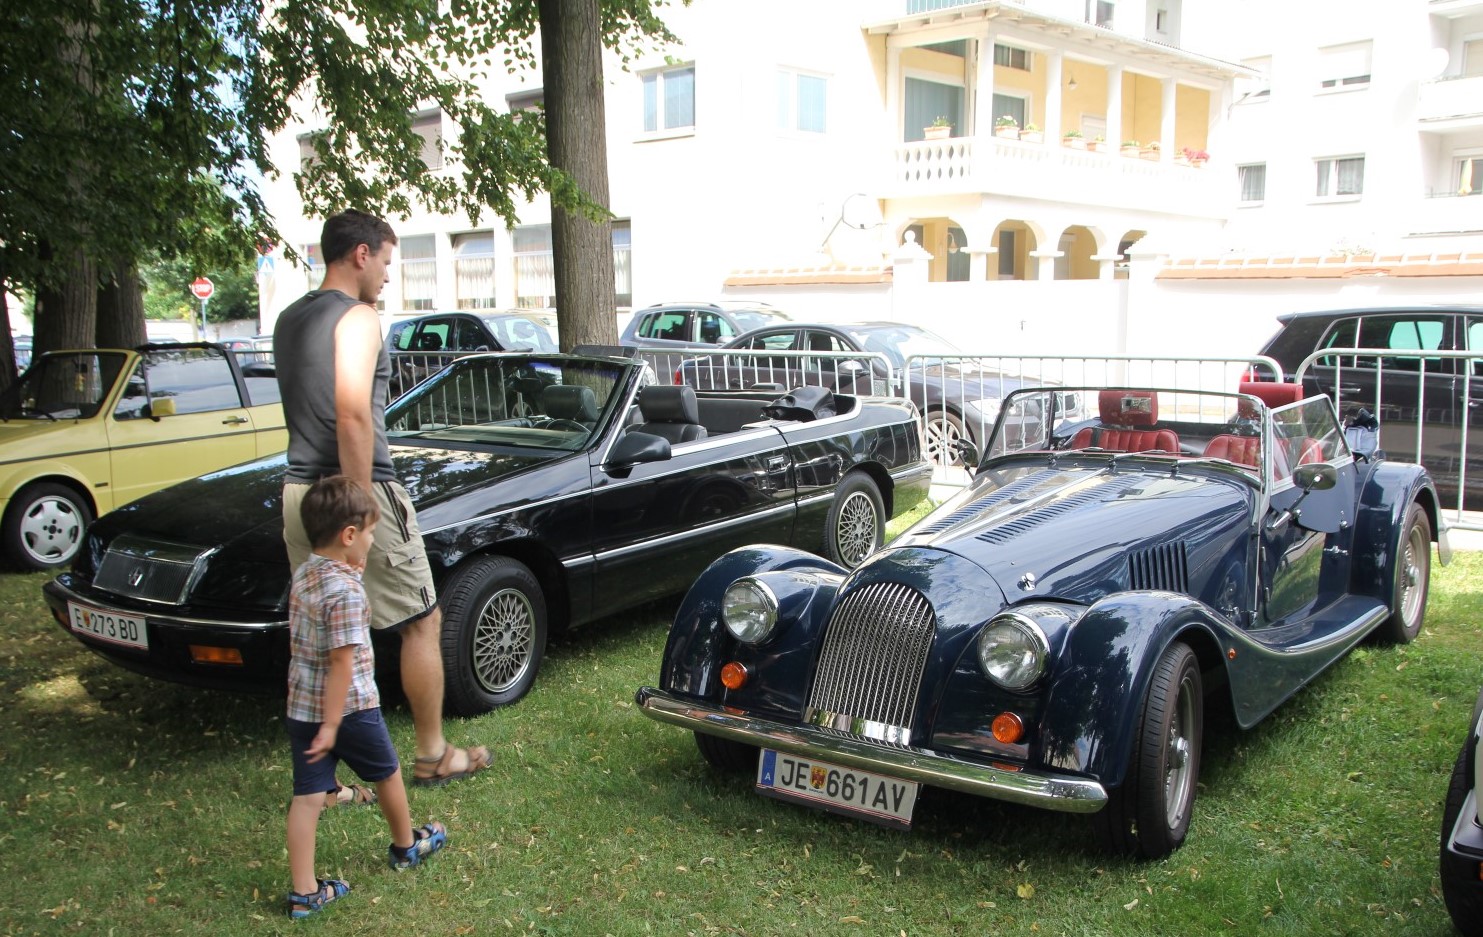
[977,613,1052,691]
[722,578,778,644]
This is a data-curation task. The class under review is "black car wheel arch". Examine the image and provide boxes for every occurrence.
[694,731,758,773]
[1441,744,1483,937]
[3,480,94,571]
[1095,641,1203,860]
[439,555,548,714]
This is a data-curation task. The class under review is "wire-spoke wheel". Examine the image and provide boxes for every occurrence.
[440,556,547,715]
[1376,502,1430,644]
[824,474,884,568]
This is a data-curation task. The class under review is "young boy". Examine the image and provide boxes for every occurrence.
[284,475,448,918]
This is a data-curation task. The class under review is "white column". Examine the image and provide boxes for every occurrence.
[886,47,903,143]
[1029,250,1060,281]
[1106,65,1124,150]
[974,34,997,138]
[1160,77,1176,162]
[967,249,995,282]
[1045,52,1064,143]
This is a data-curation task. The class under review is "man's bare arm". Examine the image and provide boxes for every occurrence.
[333,304,383,491]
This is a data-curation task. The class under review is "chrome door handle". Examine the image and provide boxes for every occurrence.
[222,415,249,425]
[1327,385,1362,395]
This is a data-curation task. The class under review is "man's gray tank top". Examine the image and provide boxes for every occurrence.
[273,290,397,483]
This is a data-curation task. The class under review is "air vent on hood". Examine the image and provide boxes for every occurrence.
[1129,542,1190,594]
[974,475,1143,546]
[917,470,1063,535]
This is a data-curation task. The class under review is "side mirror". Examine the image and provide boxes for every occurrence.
[838,359,866,375]
[1292,461,1337,492]
[955,438,980,471]
[605,431,671,469]
[147,397,176,420]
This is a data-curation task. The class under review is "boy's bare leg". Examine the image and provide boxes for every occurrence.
[375,768,414,849]
[287,794,329,896]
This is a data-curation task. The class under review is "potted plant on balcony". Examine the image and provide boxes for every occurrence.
[924,116,953,141]
[1121,140,1141,156]
[1089,135,1108,153]
[1019,122,1044,143]
[1062,129,1086,150]
[994,115,1019,139]
[1181,146,1209,167]
[1140,140,1161,161]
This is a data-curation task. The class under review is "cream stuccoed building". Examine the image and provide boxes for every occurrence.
[257,0,1483,359]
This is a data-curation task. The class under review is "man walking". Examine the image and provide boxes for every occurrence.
[274,209,490,786]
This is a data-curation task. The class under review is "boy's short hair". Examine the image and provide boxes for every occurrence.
[320,209,398,265]
[301,476,380,549]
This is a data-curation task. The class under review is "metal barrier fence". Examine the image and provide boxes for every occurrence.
[1295,347,1479,531]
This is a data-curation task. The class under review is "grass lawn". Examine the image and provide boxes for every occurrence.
[1,523,1479,935]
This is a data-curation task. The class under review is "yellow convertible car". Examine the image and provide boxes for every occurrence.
[0,343,284,570]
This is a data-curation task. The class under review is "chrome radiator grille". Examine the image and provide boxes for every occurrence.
[805,582,935,740]
[94,535,213,604]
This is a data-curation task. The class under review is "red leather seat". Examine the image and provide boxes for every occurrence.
[1070,391,1180,452]
[1203,434,1260,467]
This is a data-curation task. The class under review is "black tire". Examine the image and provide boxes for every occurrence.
[1440,746,1483,937]
[438,555,547,715]
[923,409,968,467]
[1095,642,1203,860]
[694,732,758,773]
[1375,502,1430,644]
[2,482,92,571]
[824,473,884,568]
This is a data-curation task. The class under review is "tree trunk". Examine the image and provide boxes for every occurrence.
[538,0,617,351]
[0,261,16,393]
[33,243,97,353]
[96,261,147,348]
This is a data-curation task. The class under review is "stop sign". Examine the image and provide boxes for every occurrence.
[190,277,215,300]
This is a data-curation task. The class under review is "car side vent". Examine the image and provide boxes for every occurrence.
[804,582,935,744]
[95,534,213,605]
[917,470,1062,535]
[1129,542,1190,593]
[974,475,1143,546]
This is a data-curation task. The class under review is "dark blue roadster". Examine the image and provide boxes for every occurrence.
[45,351,930,715]
[637,381,1449,858]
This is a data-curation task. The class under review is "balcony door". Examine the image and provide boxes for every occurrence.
[904,78,963,142]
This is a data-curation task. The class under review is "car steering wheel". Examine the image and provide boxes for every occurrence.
[541,419,589,433]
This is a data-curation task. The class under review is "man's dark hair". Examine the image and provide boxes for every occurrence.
[320,209,398,265]
[301,475,380,549]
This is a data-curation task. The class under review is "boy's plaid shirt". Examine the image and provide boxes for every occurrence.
[286,553,380,723]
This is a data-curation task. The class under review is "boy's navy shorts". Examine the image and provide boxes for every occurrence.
[286,708,400,797]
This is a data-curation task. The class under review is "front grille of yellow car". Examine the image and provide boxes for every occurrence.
[804,582,935,743]
[94,534,213,605]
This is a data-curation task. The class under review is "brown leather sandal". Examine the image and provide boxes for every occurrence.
[325,783,377,808]
[412,744,491,787]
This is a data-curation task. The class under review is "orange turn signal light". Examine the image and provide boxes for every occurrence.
[720,661,749,690]
[189,645,243,666]
[991,711,1025,744]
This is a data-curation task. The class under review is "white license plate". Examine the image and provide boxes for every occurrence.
[756,749,918,829]
[68,601,148,650]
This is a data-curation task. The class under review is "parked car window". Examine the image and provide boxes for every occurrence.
[639,311,690,342]
[1469,318,1483,378]
[730,308,786,331]
[388,321,417,351]
[113,362,151,420]
[1321,314,1450,373]
[455,317,488,350]
[3,351,127,420]
[415,322,452,351]
[142,348,245,415]
[696,311,736,345]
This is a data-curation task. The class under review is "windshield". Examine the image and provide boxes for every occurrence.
[987,387,1288,482]
[843,325,961,369]
[482,315,558,353]
[730,309,788,331]
[0,351,127,420]
[386,355,626,451]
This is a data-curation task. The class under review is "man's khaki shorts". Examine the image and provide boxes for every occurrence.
[283,480,438,631]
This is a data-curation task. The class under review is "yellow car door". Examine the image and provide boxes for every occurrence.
[106,347,258,509]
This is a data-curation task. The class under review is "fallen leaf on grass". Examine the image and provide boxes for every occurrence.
[838,916,865,924]
[1016,883,1035,899]
[1124,899,1139,911]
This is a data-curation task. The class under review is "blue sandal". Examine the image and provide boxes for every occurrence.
[287,878,350,919]
[388,821,447,870]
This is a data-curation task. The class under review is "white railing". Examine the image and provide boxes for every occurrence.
[1295,348,1479,531]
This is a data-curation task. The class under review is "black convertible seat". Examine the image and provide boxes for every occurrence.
[542,384,600,425]
[635,385,708,444]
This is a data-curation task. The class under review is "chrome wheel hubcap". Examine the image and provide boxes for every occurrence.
[472,587,536,694]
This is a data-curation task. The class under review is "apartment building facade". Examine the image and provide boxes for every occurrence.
[257,0,1481,359]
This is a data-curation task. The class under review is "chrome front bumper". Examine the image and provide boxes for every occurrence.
[635,687,1108,814]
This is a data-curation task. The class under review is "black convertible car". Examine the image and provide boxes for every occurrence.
[45,350,931,714]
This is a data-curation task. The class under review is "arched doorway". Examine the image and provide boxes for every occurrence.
[991,221,1036,281]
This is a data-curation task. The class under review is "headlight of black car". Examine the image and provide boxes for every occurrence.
[723,577,779,644]
[977,604,1077,691]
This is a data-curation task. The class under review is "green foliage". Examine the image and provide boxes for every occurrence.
[0,0,680,292]
[140,253,258,323]
[0,544,1476,934]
